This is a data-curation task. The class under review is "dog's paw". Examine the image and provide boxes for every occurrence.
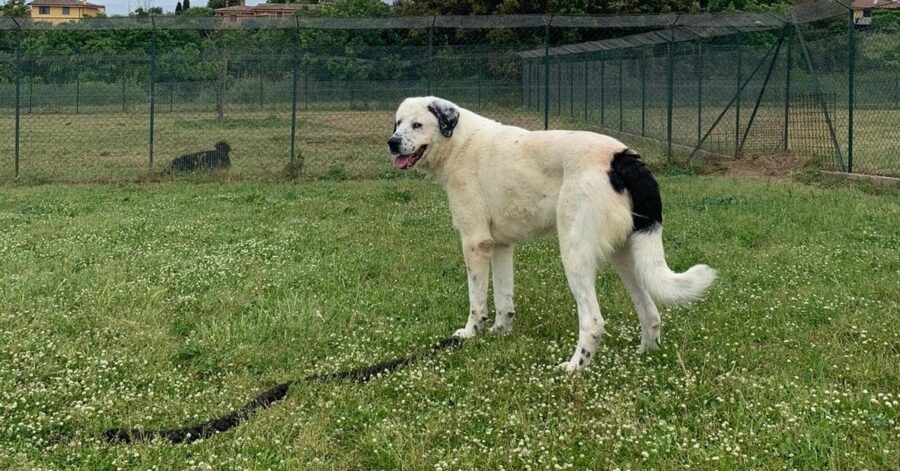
[638,339,659,354]
[488,323,511,336]
[453,327,477,339]
[638,332,660,354]
[557,360,583,373]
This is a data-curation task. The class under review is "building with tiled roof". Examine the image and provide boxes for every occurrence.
[214,1,332,25]
[852,0,900,26]
[27,0,106,24]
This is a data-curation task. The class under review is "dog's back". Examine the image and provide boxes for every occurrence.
[169,141,231,172]
[170,154,200,172]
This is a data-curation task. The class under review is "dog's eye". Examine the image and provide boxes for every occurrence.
[412,122,422,129]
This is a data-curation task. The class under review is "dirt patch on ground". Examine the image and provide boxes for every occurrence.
[703,153,811,181]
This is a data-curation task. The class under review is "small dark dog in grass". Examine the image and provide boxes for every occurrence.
[169,141,232,173]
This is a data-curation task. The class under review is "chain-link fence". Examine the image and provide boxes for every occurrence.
[0,0,897,184]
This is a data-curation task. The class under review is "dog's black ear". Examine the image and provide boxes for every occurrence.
[427,99,459,138]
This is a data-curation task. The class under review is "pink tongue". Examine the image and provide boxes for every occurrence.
[393,155,417,169]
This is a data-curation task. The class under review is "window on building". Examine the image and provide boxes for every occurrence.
[38,6,50,14]
[62,6,71,15]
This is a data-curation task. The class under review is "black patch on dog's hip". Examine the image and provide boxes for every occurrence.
[608,149,662,233]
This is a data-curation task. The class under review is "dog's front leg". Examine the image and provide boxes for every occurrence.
[488,244,515,335]
[453,237,494,339]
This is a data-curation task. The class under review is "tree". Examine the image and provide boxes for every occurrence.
[1,0,29,17]
[207,0,241,9]
[175,1,183,13]
[183,6,214,16]
[183,0,191,9]
[131,6,164,16]
[136,0,155,12]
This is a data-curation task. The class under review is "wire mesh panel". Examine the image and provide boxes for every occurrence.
[296,43,421,179]
[792,14,849,172]
[17,52,152,182]
[0,1,895,182]
[431,43,542,131]
[153,50,295,180]
[853,26,899,177]
[0,30,13,181]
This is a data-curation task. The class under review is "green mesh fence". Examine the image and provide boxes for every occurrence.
[0,0,897,183]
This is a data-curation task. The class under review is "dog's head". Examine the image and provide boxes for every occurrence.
[215,141,231,154]
[387,97,459,170]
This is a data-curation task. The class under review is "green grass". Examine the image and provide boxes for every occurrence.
[0,177,897,470]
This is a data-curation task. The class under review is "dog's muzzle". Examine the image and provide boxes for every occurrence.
[392,145,427,170]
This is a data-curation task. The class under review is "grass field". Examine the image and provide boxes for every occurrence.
[0,176,897,469]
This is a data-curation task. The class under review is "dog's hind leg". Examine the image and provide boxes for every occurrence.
[489,244,515,336]
[558,231,604,373]
[555,184,613,372]
[611,245,661,353]
[556,174,633,372]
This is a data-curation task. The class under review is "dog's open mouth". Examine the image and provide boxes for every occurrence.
[393,145,427,170]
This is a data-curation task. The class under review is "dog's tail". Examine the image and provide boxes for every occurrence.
[610,149,717,306]
[629,229,717,306]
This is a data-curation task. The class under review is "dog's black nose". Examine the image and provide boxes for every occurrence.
[388,136,401,154]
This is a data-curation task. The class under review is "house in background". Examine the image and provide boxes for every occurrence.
[214,0,334,25]
[852,0,900,26]
[27,0,106,24]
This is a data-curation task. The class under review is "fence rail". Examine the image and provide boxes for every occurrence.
[1,0,897,183]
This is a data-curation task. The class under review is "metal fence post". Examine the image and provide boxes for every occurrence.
[557,58,561,115]
[569,61,574,116]
[122,61,127,112]
[618,55,623,132]
[75,62,80,115]
[600,55,605,126]
[427,18,434,96]
[258,60,264,110]
[583,60,589,120]
[667,40,674,160]
[735,43,741,158]
[784,27,792,152]
[477,76,482,107]
[149,19,157,169]
[14,19,21,180]
[543,18,550,130]
[641,50,646,137]
[170,61,175,113]
[696,43,703,147]
[522,60,528,108]
[290,19,300,169]
[303,69,309,111]
[847,8,855,173]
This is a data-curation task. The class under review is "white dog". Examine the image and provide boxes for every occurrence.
[388,97,716,372]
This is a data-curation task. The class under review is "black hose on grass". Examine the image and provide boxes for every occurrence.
[103,337,463,444]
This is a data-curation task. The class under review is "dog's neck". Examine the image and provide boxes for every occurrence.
[416,107,498,181]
